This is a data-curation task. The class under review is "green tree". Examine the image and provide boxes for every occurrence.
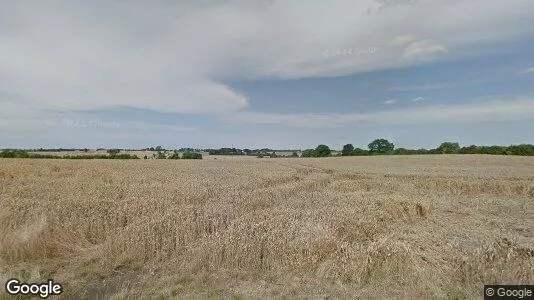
[393,148,410,155]
[507,144,534,156]
[352,148,369,156]
[0,150,29,158]
[487,146,506,155]
[301,149,316,157]
[168,151,181,159]
[315,144,332,157]
[107,149,120,155]
[436,142,460,154]
[182,152,203,159]
[368,139,394,154]
[458,145,475,154]
[415,148,430,155]
[342,144,355,156]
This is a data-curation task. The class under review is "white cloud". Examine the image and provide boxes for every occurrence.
[402,39,448,60]
[226,97,534,128]
[1,0,534,116]
[519,67,534,74]
[412,97,424,102]
[389,35,416,46]
[367,0,419,13]
[384,99,397,104]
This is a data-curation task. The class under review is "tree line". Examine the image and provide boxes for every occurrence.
[299,139,534,157]
[0,150,140,159]
[0,149,203,159]
[337,139,534,156]
[2,139,533,159]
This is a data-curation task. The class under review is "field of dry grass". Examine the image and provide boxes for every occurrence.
[1,155,533,299]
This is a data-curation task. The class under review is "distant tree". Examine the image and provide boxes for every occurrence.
[393,148,410,155]
[506,144,534,156]
[352,148,369,156]
[182,151,202,159]
[427,148,440,154]
[415,148,430,155]
[0,150,29,158]
[342,144,355,156]
[486,145,507,155]
[208,148,243,155]
[368,139,394,154]
[301,149,316,157]
[107,149,120,155]
[156,151,166,159]
[155,146,163,151]
[315,144,332,157]
[436,142,460,154]
[168,151,181,159]
[291,151,299,157]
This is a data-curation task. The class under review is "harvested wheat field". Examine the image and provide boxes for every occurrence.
[1,155,533,299]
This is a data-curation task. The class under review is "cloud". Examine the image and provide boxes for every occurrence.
[412,97,424,102]
[376,0,419,7]
[519,67,534,74]
[227,97,534,128]
[390,35,448,61]
[1,0,534,116]
[367,0,419,13]
[0,108,196,135]
[387,80,488,91]
[389,35,417,46]
[402,39,448,60]
[384,99,397,104]
[389,83,453,91]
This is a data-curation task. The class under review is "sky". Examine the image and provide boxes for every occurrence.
[1,0,534,150]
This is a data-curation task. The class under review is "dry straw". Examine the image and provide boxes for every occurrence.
[1,155,533,299]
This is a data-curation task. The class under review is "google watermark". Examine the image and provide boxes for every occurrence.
[323,46,379,58]
[484,285,533,299]
[44,118,121,129]
[5,279,63,299]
